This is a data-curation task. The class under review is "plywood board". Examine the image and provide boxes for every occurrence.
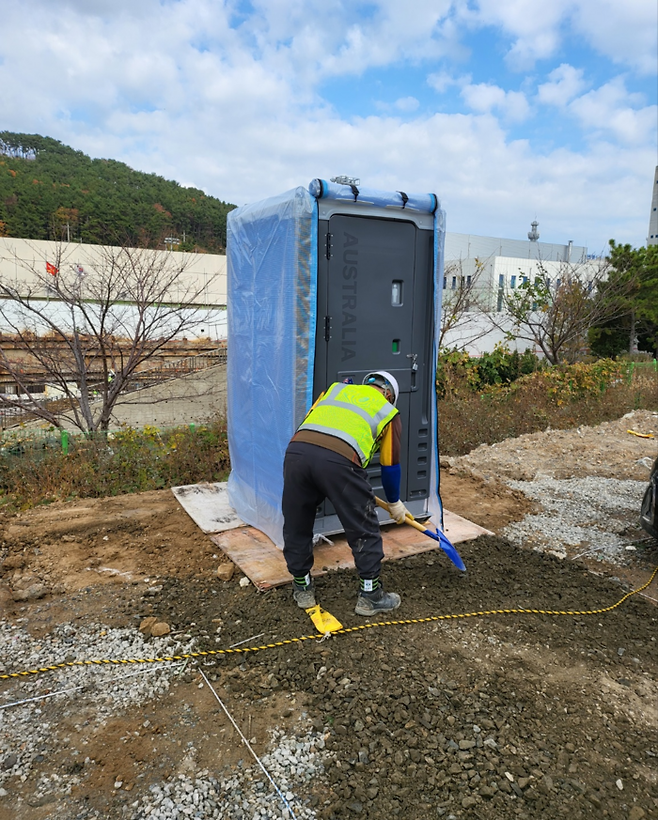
[171,482,246,533]
[172,480,492,590]
[209,509,492,590]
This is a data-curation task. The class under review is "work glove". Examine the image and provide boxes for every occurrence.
[387,499,412,524]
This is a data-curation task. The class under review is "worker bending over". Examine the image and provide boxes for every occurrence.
[282,370,411,616]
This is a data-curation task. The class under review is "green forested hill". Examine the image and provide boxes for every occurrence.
[0,132,235,252]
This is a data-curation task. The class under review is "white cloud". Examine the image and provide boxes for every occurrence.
[427,71,465,93]
[461,83,530,122]
[394,97,420,112]
[472,0,657,74]
[0,0,654,254]
[569,77,657,144]
[537,64,587,107]
[571,0,658,76]
[472,0,568,69]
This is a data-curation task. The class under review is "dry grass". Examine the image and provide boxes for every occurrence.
[2,361,656,509]
[0,419,230,510]
[439,366,658,456]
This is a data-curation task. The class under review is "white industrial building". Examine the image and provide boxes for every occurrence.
[0,237,228,340]
[441,227,601,355]
[0,227,600,357]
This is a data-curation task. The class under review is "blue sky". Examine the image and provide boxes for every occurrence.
[1,0,656,253]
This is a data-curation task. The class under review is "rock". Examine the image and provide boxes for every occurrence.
[139,617,158,636]
[2,555,25,570]
[459,740,476,750]
[2,753,17,770]
[26,794,56,807]
[239,577,250,587]
[462,796,477,808]
[216,563,235,581]
[139,617,170,637]
[12,583,46,601]
[628,808,646,820]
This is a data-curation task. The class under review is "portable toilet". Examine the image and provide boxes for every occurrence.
[226,180,445,547]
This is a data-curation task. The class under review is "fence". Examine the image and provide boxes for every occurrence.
[0,346,227,430]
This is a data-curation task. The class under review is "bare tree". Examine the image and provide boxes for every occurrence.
[439,258,491,351]
[491,258,632,365]
[0,242,220,431]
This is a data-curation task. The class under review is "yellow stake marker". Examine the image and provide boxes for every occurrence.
[305,605,343,634]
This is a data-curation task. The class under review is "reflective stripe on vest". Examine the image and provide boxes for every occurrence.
[298,383,398,466]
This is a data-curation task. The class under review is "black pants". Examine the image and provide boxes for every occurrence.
[282,441,383,580]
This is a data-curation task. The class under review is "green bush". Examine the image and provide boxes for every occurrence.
[0,419,230,510]
[439,358,658,456]
[436,344,544,398]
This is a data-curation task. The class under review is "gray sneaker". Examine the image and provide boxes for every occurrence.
[355,587,401,616]
[292,582,316,610]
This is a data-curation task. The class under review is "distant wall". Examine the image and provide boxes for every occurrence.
[24,363,228,432]
[0,237,227,303]
[107,363,227,429]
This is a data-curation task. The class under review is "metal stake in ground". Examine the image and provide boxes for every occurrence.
[197,668,299,820]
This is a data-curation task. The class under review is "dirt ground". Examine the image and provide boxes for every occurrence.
[1,411,657,820]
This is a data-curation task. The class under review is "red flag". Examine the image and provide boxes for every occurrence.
[46,262,58,276]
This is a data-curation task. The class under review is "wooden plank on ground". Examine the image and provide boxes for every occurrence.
[210,510,492,590]
[171,482,245,533]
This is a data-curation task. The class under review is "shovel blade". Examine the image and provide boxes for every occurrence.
[423,527,466,571]
[436,530,467,572]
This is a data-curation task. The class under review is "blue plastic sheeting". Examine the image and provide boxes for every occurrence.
[309,179,438,214]
[227,187,317,546]
[227,180,445,548]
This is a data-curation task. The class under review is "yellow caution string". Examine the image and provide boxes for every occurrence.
[1,566,656,682]
[627,429,655,439]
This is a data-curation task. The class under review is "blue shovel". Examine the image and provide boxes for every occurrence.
[376,497,467,572]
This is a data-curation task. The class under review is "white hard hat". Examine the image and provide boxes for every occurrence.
[363,370,400,406]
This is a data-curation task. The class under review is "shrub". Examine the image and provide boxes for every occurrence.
[436,344,543,398]
[439,359,658,456]
[0,418,230,510]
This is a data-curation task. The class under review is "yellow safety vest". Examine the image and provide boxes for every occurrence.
[298,383,398,467]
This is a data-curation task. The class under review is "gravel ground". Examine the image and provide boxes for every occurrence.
[1,410,658,820]
[501,477,649,562]
[0,622,327,820]
[448,409,658,566]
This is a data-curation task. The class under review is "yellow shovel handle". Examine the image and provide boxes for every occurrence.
[375,496,425,533]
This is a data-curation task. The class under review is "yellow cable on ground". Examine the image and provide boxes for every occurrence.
[1,566,656,682]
